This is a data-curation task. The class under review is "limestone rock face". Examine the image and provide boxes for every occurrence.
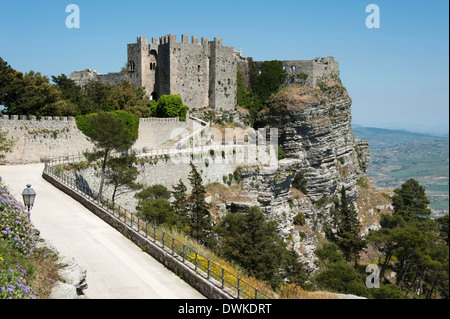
[257,76,369,204]
[233,75,371,271]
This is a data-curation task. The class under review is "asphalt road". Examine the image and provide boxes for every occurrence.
[0,163,205,299]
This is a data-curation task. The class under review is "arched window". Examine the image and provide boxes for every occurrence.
[129,61,135,72]
[291,65,296,71]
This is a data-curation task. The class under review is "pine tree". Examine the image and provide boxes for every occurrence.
[187,163,214,246]
[335,186,366,266]
[392,178,432,220]
[171,179,189,229]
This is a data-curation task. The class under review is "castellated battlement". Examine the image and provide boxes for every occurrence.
[1,115,76,122]
[70,34,339,113]
[0,115,190,164]
[0,115,181,123]
[149,34,225,47]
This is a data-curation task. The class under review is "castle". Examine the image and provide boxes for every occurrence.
[70,34,339,111]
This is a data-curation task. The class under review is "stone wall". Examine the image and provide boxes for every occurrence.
[238,56,339,89]
[66,143,276,212]
[0,115,93,164]
[0,115,189,164]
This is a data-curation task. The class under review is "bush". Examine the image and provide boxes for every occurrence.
[292,171,308,194]
[0,181,35,257]
[0,244,39,299]
[277,147,286,160]
[154,95,189,121]
[314,260,370,298]
[0,178,39,299]
[75,110,139,141]
[293,212,306,226]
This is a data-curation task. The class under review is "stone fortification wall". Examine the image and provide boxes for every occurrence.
[208,38,237,111]
[68,143,276,212]
[133,117,188,151]
[239,56,339,89]
[93,72,127,87]
[0,115,189,164]
[168,35,211,109]
[0,115,93,164]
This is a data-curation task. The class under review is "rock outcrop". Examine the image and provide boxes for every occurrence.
[231,74,371,271]
[257,74,369,204]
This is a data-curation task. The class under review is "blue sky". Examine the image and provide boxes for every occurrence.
[0,0,448,134]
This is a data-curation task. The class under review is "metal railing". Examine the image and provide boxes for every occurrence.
[43,155,271,299]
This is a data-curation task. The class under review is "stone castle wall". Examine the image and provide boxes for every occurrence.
[0,115,188,164]
[69,35,339,114]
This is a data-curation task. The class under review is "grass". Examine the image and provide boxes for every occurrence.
[0,240,60,299]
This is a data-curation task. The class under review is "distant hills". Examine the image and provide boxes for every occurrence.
[352,124,449,213]
[352,124,448,149]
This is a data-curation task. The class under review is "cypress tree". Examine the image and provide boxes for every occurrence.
[172,179,189,229]
[336,186,366,266]
[187,163,214,246]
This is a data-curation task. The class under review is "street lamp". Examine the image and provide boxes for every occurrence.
[22,184,36,214]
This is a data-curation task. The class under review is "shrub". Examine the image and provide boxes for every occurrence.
[0,180,35,257]
[0,245,39,299]
[292,171,308,194]
[293,212,306,226]
[277,147,286,160]
[0,178,39,299]
[75,110,139,141]
[154,95,189,121]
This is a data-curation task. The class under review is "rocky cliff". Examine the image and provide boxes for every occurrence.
[227,73,370,271]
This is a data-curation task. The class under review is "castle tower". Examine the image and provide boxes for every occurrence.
[127,37,157,99]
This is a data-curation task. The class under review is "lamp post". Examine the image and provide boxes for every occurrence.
[22,184,36,215]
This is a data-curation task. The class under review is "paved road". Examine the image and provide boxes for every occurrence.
[0,163,205,299]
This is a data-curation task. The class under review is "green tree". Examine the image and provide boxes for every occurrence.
[251,60,287,103]
[78,111,138,199]
[187,163,214,246]
[135,184,171,201]
[313,243,370,298]
[3,71,62,116]
[80,81,113,114]
[367,179,449,298]
[153,95,189,121]
[104,153,141,202]
[0,57,23,112]
[334,186,366,266]
[136,198,177,227]
[392,178,432,220]
[135,184,178,227]
[51,74,83,106]
[171,179,190,229]
[107,81,151,118]
[215,206,287,288]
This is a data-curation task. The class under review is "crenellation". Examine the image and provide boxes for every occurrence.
[69,34,339,113]
[1,116,190,164]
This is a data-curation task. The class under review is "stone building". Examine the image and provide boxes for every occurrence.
[69,34,339,111]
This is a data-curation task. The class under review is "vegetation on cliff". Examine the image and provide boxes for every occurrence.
[236,60,287,126]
